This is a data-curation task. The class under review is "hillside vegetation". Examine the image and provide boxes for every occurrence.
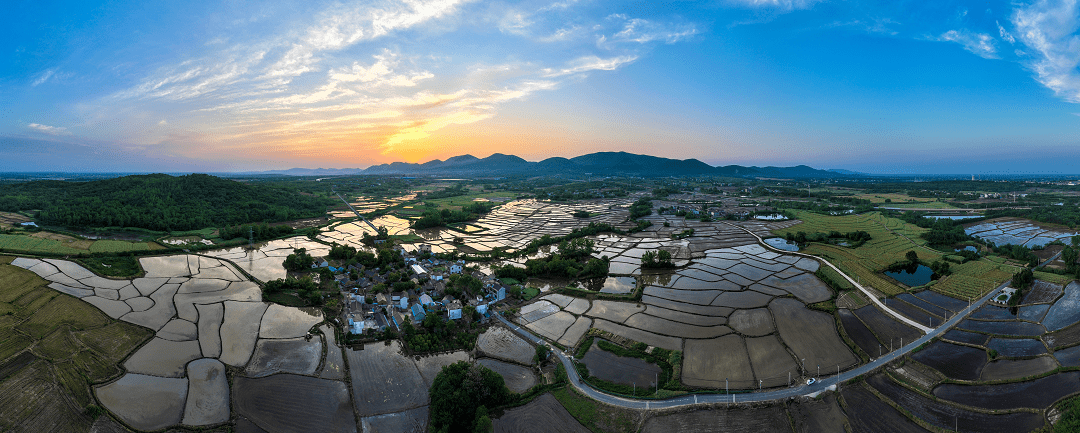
[0,174,330,231]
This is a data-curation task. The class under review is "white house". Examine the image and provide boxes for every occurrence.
[496,286,506,301]
[419,294,434,306]
[447,301,463,320]
[476,304,488,315]
[399,296,409,310]
[411,264,428,278]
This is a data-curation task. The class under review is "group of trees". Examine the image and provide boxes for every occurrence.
[993,244,1040,268]
[429,361,510,433]
[282,248,315,272]
[641,250,676,268]
[628,198,653,219]
[0,174,330,231]
[412,202,496,229]
[520,238,609,280]
[785,230,872,247]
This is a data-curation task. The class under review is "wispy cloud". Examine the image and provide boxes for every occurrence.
[541,55,638,77]
[27,123,71,136]
[726,0,822,11]
[997,21,1016,44]
[612,18,697,44]
[31,69,56,87]
[1012,0,1080,103]
[937,29,999,59]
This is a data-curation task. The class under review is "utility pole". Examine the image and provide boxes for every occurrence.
[248,226,253,249]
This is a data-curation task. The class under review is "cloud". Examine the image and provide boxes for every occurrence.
[1012,0,1080,103]
[32,69,55,86]
[997,21,1016,44]
[726,0,822,11]
[541,55,638,77]
[27,123,71,136]
[937,29,999,59]
[612,18,697,44]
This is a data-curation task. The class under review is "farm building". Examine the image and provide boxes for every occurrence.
[447,301,463,320]
[411,264,428,277]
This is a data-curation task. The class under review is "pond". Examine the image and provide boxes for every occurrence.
[955,246,978,253]
[578,276,637,294]
[883,264,935,287]
[763,237,799,252]
[754,214,788,221]
[925,215,982,220]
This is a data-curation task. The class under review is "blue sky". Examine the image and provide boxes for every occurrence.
[2,0,1078,174]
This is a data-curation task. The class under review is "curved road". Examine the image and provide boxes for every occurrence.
[494,224,1005,409]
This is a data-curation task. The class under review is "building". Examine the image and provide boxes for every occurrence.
[410,303,426,323]
[449,263,463,274]
[419,293,434,306]
[446,301,463,320]
[410,264,428,278]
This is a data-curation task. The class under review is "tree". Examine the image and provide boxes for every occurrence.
[283,248,314,272]
[906,250,919,264]
[534,344,551,365]
[429,361,510,432]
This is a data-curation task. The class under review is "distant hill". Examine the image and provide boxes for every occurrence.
[355,151,851,178]
[0,174,332,231]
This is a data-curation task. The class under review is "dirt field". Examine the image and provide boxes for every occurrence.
[770,298,858,372]
[789,394,846,433]
[494,393,590,433]
[361,406,428,433]
[641,405,792,433]
[233,374,357,433]
[478,358,538,393]
[853,304,922,346]
[1023,280,1063,304]
[0,359,92,432]
[346,341,428,416]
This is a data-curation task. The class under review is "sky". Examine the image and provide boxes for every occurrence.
[2,0,1079,174]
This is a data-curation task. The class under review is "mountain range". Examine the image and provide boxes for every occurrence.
[253,152,859,178]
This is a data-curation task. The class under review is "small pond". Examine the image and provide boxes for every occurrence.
[955,246,978,253]
[883,264,935,287]
[579,276,637,294]
[763,237,799,252]
[926,215,982,220]
[754,214,788,221]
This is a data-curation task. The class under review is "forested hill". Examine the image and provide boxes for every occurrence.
[0,174,331,231]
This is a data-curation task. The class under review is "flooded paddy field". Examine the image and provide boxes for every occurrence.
[970,305,1018,321]
[838,309,883,357]
[911,341,987,381]
[580,340,661,387]
[789,394,846,433]
[477,358,538,393]
[1024,280,1064,304]
[965,218,1079,249]
[980,356,1058,381]
[866,374,1045,433]
[957,319,1045,336]
[853,304,923,347]
[477,326,536,365]
[912,290,969,313]
[942,329,988,346]
[886,297,942,327]
[1041,282,1080,331]
[361,406,428,433]
[841,384,931,433]
[986,338,1048,358]
[233,374,356,433]
[932,371,1080,410]
[346,341,428,416]
[205,236,330,282]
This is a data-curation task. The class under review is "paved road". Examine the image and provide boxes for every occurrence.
[494,225,1007,409]
[497,281,999,409]
[723,222,932,333]
[331,189,380,232]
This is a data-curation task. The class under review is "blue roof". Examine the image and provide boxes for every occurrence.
[411,304,426,319]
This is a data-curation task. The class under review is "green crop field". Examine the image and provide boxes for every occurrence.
[776,211,1012,298]
[0,263,152,430]
[87,240,153,253]
[0,234,84,255]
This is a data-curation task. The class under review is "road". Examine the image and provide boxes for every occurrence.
[331,189,380,232]
[493,224,1007,409]
[723,222,932,333]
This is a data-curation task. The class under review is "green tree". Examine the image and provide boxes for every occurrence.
[906,250,919,264]
[429,361,510,432]
[282,248,314,272]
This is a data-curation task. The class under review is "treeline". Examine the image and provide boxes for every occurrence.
[986,207,1080,229]
[895,212,973,248]
[494,238,608,280]
[0,174,330,231]
[412,202,496,229]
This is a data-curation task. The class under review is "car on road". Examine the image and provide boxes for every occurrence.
[806,378,816,385]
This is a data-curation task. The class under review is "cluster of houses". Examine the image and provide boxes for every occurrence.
[329,245,510,336]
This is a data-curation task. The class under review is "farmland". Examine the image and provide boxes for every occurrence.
[0,263,153,431]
